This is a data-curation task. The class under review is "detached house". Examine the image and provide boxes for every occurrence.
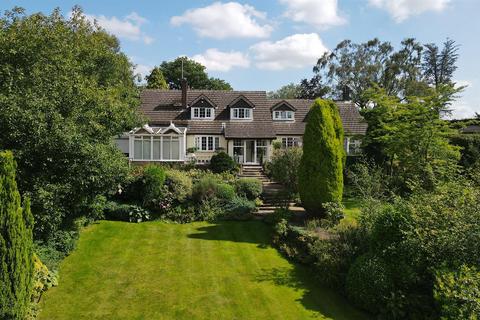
[116,82,367,165]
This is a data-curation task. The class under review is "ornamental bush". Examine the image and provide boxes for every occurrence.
[235,178,263,200]
[210,152,237,173]
[0,151,34,320]
[434,265,480,320]
[345,253,394,314]
[299,99,344,217]
[165,169,193,203]
[223,196,256,219]
[141,164,166,208]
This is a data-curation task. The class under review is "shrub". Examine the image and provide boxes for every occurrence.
[165,169,192,203]
[216,183,236,201]
[0,151,34,320]
[273,221,318,264]
[223,196,256,219]
[161,205,197,223]
[264,208,293,225]
[434,265,480,319]
[28,254,58,319]
[235,178,263,200]
[264,147,302,195]
[210,152,237,173]
[142,164,166,208]
[197,199,224,221]
[319,202,345,228]
[192,176,219,203]
[346,253,394,314]
[104,201,150,223]
[299,99,344,217]
[192,175,236,203]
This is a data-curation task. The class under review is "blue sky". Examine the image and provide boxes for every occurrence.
[2,0,479,118]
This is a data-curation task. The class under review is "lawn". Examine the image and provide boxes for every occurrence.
[39,220,370,320]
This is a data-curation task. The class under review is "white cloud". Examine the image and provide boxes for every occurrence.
[369,0,450,22]
[280,0,346,29]
[449,100,479,119]
[131,63,153,82]
[250,33,328,70]
[170,2,273,39]
[84,12,153,44]
[192,49,250,72]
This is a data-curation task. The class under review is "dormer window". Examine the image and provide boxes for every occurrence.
[274,110,294,121]
[231,108,252,120]
[190,94,216,120]
[192,107,214,119]
[270,101,296,121]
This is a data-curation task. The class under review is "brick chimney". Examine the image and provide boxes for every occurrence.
[181,78,188,108]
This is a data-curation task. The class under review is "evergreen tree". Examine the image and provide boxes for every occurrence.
[298,100,344,216]
[0,151,34,319]
[145,67,168,89]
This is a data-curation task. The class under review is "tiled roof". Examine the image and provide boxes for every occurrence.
[140,90,367,137]
[460,125,480,134]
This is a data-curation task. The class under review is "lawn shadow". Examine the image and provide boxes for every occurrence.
[253,265,370,319]
[187,220,272,248]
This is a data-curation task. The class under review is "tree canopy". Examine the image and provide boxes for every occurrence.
[299,38,462,107]
[145,67,168,89]
[0,7,140,238]
[159,57,232,90]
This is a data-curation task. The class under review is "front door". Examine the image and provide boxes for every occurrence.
[245,140,256,164]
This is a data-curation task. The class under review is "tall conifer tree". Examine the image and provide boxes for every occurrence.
[0,151,34,319]
[298,100,344,216]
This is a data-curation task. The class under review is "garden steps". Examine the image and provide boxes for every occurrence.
[237,165,304,216]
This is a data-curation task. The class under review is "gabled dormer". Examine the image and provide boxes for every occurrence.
[190,94,216,120]
[228,95,255,120]
[271,100,296,121]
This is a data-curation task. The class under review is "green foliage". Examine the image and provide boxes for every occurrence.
[0,7,140,239]
[141,165,166,208]
[450,134,480,169]
[434,265,480,320]
[165,169,192,203]
[223,196,256,219]
[299,99,344,216]
[235,178,263,200]
[215,183,236,202]
[0,151,34,320]
[347,160,394,200]
[265,147,302,195]
[362,86,461,194]
[145,67,168,89]
[159,57,232,90]
[301,38,461,106]
[267,83,302,99]
[192,176,219,203]
[346,253,395,314]
[209,152,237,173]
[28,254,58,319]
[104,202,150,223]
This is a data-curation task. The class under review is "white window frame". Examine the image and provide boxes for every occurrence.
[132,135,182,161]
[195,136,220,152]
[191,107,214,120]
[231,108,252,120]
[273,110,294,121]
[281,137,301,149]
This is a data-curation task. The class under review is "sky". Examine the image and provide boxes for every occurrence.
[1,0,479,118]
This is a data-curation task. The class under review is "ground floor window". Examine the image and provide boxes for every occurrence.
[195,136,220,151]
[133,135,180,160]
[281,137,301,148]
